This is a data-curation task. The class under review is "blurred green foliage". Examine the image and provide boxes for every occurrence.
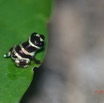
[0,0,52,103]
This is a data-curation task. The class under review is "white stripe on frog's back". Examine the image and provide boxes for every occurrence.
[19,43,35,56]
[29,37,41,49]
[13,46,30,61]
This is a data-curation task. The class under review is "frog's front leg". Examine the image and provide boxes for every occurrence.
[31,56,40,64]
[15,58,30,68]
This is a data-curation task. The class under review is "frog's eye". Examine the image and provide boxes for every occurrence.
[40,38,43,42]
[40,35,44,40]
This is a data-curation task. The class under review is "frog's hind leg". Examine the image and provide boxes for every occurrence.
[4,47,13,58]
[15,59,30,68]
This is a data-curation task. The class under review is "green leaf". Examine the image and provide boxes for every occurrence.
[0,0,52,103]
